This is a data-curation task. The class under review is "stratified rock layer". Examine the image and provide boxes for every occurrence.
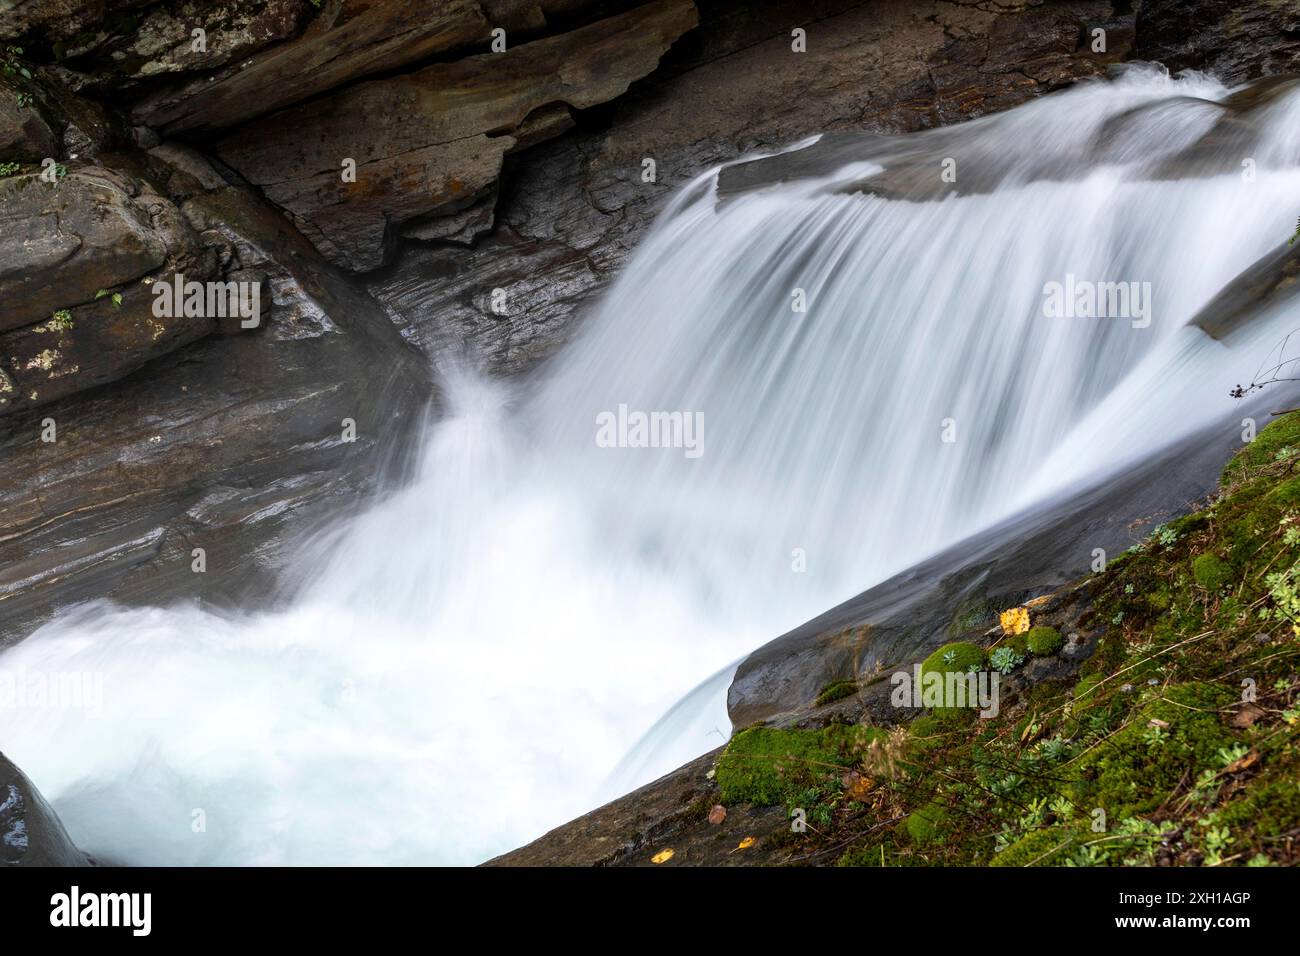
[213,0,699,271]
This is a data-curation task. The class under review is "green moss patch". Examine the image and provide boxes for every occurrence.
[716,724,883,806]
[1071,682,1235,816]
[1192,553,1231,591]
[1222,413,1300,486]
[814,679,858,707]
[905,801,950,846]
[1025,626,1063,656]
[920,642,985,679]
[991,827,1080,867]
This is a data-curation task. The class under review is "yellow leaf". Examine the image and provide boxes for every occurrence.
[650,848,674,864]
[737,836,755,849]
[999,606,1030,635]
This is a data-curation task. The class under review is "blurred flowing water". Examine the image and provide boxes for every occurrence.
[3,67,1300,864]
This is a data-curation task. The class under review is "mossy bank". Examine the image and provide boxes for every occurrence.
[706,412,1300,867]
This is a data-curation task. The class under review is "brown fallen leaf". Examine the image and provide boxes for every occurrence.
[708,804,727,825]
[650,848,674,864]
[1224,750,1260,774]
[1147,718,1170,729]
[1229,703,1266,729]
[999,606,1030,636]
[1020,713,1041,743]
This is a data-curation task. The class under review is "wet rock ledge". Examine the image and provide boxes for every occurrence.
[1,752,88,866]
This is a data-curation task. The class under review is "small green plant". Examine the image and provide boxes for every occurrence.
[1216,743,1249,768]
[1151,524,1179,547]
[1263,562,1300,627]
[988,646,1024,674]
[1190,768,1221,805]
[1049,795,1074,818]
[1199,813,1233,865]
[989,772,1022,797]
[0,161,19,177]
[1142,723,1168,746]
[1037,736,1068,761]
[1,45,30,79]
[95,288,123,309]
[16,92,32,109]
[49,309,72,331]
[1066,842,1106,867]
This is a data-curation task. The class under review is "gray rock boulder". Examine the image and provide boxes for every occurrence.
[0,166,227,414]
[0,752,88,867]
[0,168,202,331]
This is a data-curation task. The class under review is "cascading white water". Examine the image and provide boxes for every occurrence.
[3,66,1299,865]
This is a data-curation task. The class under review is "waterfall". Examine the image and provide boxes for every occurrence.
[2,65,1299,865]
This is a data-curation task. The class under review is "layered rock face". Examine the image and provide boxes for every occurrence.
[1,0,700,414]
[1136,0,1300,83]
[0,167,226,414]
[212,0,699,271]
